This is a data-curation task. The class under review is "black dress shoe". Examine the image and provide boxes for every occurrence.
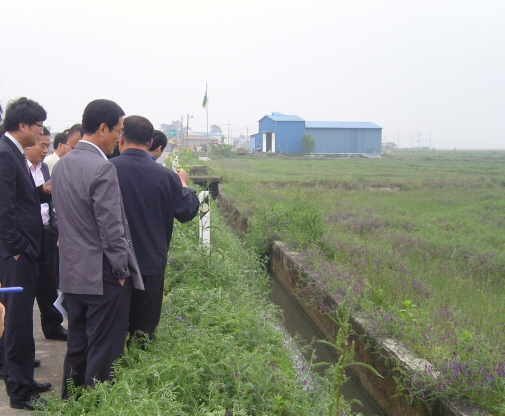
[46,327,68,341]
[10,394,47,410]
[31,379,52,392]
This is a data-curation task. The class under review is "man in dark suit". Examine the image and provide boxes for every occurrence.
[0,97,52,410]
[52,99,144,399]
[25,128,67,341]
[111,116,199,347]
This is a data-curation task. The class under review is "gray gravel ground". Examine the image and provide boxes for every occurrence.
[0,304,67,414]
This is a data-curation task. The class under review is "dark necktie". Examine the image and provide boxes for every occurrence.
[22,153,30,173]
[23,153,37,188]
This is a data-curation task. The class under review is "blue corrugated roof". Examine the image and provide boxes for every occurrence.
[261,114,305,122]
[305,121,381,129]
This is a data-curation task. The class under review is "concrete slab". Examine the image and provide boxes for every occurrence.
[0,305,67,414]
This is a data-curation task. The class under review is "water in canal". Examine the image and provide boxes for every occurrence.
[269,276,384,416]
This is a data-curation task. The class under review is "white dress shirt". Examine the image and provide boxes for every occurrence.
[44,152,60,175]
[4,132,24,155]
[81,140,108,160]
[27,161,50,225]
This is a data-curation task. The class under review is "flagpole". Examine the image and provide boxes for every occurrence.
[206,82,209,158]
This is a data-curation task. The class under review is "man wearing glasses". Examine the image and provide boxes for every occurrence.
[44,124,82,175]
[0,97,52,410]
[52,99,143,400]
[25,128,68,343]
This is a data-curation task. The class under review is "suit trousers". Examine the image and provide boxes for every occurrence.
[128,274,164,346]
[62,259,132,399]
[0,254,38,401]
[35,227,63,337]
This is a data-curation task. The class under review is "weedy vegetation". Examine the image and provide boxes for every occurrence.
[39,207,373,415]
[208,149,505,414]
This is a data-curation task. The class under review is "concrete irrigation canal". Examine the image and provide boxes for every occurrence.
[217,190,491,416]
[269,274,383,415]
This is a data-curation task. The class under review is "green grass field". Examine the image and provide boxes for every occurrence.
[209,149,505,413]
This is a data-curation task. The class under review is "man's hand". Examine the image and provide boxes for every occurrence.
[175,168,189,188]
[0,301,4,338]
[42,180,51,194]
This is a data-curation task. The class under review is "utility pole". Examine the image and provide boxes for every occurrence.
[397,131,400,148]
[186,114,193,149]
[226,121,230,145]
[180,115,183,146]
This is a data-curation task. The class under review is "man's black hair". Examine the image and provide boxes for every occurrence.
[82,99,125,135]
[123,116,154,147]
[42,127,51,136]
[67,123,83,137]
[3,97,47,132]
[53,132,69,148]
[150,130,168,152]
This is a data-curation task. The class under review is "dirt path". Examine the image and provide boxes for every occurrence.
[0,305,67,414]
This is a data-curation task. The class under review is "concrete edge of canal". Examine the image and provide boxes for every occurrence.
[216,191,491,416]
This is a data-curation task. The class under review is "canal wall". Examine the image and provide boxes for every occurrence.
[217,192,490,416]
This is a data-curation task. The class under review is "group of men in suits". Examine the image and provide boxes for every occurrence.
[0,97,199,410]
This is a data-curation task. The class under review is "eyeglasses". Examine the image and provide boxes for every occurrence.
[62,143,75,150]
[34,122,44,129]
[113,127,124,137]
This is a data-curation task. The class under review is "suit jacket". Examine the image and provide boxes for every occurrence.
[111,149,199,275]
[0,134,48,262]
[52,141,143,295]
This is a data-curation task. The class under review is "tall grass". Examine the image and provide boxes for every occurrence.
[210,152,505,413]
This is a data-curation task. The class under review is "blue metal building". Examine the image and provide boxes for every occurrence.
[250,113,382,154]
[250,113,305,153]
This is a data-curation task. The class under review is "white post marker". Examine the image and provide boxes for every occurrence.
[171,154,178,171]
[199,191,210,249]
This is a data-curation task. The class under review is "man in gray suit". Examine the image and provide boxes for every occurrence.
[52,99,144,399]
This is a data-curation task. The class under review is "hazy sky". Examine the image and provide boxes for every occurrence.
[2,0,504,149]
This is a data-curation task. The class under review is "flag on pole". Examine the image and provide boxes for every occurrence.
[202,89,208,108]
